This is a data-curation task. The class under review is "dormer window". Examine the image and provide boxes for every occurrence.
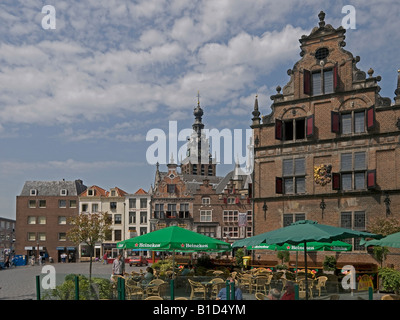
[30,189,37,196]
[88,189,95,196]
[60,189,68,196]
[304,64,338,96]
[275,116,314,141]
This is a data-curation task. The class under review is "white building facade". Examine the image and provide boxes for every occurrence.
[125,189,151,258]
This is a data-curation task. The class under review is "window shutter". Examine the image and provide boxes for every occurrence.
[276,177,283,194]
[306,115,314,138]
[366,106,375,130]
[332,173,341,190]
[223,197,227,204]
[275,119,283,140]
[333,63,339,91]
[304,69,311,95]
[367,170,376,189]
[331,111,340,133]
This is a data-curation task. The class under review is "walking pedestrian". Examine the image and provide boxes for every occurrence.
[112,254,125,276]
[61,252,67,263]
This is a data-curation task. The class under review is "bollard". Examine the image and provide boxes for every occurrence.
[294,283,299,300]
[368,286,373,300]
[225,280,230,300]
[117,277,125,300]
[117,277,121,300]
[36,275,41,300]
[170,279,175,300]
[75,275,79,300]
[121,277,125,300]
[230,281,235,300]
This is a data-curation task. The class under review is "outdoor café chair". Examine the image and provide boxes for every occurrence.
[298,279,314,299]
[188,279,207,300]
[209,278,225,299]
[255,292,266,300]
[145,279,165,297]
[145,295,163,300]
[126,284,144,300]
[314,276,328,296]
[252,275,272,295]
[381,294,400,300]
[238,274,252,293]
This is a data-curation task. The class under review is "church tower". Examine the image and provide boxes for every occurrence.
[181,93,217,176]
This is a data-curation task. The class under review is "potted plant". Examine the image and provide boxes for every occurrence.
[323,255,336,274]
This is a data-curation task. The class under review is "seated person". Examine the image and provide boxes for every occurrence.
[141,266,154,285]
[216,278,243,300]
[280,281,295,300]
[267,288,281,300]
[180,265,191,276]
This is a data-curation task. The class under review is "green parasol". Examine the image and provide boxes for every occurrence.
[117,225,230,252]
[233,220,381,299]
[361,231,400,248]
[247,241,352,252]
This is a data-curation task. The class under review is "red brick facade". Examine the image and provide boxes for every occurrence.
[15,180,86,263]
[251,12,400,270]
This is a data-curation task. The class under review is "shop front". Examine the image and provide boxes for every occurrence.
[25,246,47,264]
[66,246,77,262]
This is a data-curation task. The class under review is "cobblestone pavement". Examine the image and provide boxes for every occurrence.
[0,261,139,300]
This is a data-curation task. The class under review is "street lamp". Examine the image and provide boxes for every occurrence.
[262,201,268,220]
[320,198,326,219]
[384,193,391,217]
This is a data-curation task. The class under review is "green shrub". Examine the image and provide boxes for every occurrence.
[197,255,215,269]
[323,256,336,271]
[235,248,244,269]
[379,267,400,294]
[43,275,113,300]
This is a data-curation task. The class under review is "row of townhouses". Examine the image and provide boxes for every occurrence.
[14,101,252,262]
[12,12,400,270]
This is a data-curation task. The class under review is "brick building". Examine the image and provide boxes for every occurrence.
[0,217,16,262]
[150,97,253,243]
[15,180,86,263]
[251,11,400,270]
[193,163,253,243]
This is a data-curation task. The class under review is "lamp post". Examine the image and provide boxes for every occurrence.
[384,193,391,217]
[262,201,268,220]
[320,198,326,219]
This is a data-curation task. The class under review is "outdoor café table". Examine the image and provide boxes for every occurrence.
[201,281,214,300]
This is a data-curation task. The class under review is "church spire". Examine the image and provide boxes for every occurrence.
[193,91,204,135]
[395,69,400,105]
[251,95,261,126]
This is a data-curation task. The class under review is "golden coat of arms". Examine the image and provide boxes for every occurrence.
[314,164,332,186]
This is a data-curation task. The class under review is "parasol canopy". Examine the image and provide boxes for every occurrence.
[117,225,231,252]
[361,231,400,248]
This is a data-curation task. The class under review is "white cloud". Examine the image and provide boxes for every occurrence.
[0,159,142,175]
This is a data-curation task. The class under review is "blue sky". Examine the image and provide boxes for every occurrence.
[0,1,399,219]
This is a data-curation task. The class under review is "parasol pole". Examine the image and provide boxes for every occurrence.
[304,240,309,300]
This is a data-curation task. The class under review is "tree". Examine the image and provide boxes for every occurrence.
[368,217,400,267]
[277,250,289,265]
[67,212,112,283]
